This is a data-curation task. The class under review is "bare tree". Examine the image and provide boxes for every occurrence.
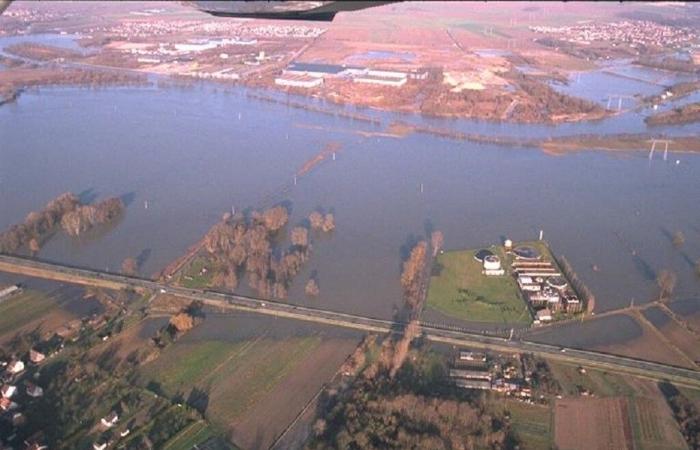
[430,230,444,257]
[309,211,324,230]
[121,257,138,276]
[291,226,309,248]
[262,206,289,232]
[672,231,685,248]
[322,213,335,232]
[28,238,40,255]
[657,269,677,302]
[305,278,320,297]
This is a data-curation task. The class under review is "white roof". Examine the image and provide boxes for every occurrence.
[518,276,533,284]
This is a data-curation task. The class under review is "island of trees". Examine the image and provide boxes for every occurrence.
[0,192,125,254]
[194,206,335,299]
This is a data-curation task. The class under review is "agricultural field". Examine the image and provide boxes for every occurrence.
[0,285,99,342]
[426,246,531,324]
[642,307,700,364]
[161,421,233,450]
[503,399,552,450]
[548,361,636,397]
[138,327,358,449]
[628,395,687,450]
[554,397,634,450]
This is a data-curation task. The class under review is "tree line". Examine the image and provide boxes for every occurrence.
[0,192,125,254]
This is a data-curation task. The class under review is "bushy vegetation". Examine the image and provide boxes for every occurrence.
[307,349,516,450]
[659,382,700,449]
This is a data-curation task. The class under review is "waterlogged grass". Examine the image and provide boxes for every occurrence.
[427,247,530,324]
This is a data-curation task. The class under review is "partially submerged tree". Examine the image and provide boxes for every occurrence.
[121,257,138,276]
[309,211,324,230]
[262,205,289,232]
[657,269,677,302]
[291,226,309,248]
[305,278,320,297]
[321,213,335,232]
[672,231,685,248]
[430,230,444,257]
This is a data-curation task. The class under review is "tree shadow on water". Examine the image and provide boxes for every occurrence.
[120,192,136,207]
[78,188,98,204]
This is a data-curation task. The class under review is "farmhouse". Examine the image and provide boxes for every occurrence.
[100,411,119,428]
[7,360,24,374]
[1,384,17,398]
[29,349,45,364]
[25,382,43,398]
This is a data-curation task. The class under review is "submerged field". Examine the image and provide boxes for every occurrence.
[426,246,531,325]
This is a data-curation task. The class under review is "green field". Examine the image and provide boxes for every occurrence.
[426,247,531,324]
[0,289,63,336]
[179,257,214,289]
[504,399,552,450]
[139,336,322,429]
[548,361,636,397]
[161,421,234,450]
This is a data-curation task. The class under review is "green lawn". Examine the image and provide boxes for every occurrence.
[548,361,635,397]
[179,256,214,289]
[426,247,531,324]
[0,289,61,336]
[504,399,552,450]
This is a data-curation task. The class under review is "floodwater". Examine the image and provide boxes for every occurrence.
[1,34,699,331]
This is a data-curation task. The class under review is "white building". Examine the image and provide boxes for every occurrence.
[8,360,24,374]
[354,74,407,87]
[1,385,16,399]
[536,309,552,322]
[101,411,119,428]
[0,284,21,300]
[275,75,323,88]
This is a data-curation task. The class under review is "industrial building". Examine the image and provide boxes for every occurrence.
[275,74,324,88]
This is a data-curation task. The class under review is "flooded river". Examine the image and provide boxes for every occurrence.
[1,35,699,327]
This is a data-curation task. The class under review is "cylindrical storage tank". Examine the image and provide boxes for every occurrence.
[483,255,502,270]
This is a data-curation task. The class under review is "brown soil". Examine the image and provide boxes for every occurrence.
[228,337,358,450]
[554,397,633,450]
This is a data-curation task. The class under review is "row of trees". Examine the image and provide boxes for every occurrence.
[60,197,125,237]
[558,255,596,313]
[308,211,335,232]
[0,192,80,253]
[0,193,125,254]
[659,382,700,449]
[201,206,324,299]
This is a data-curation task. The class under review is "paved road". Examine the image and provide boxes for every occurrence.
[2,253,700,388]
